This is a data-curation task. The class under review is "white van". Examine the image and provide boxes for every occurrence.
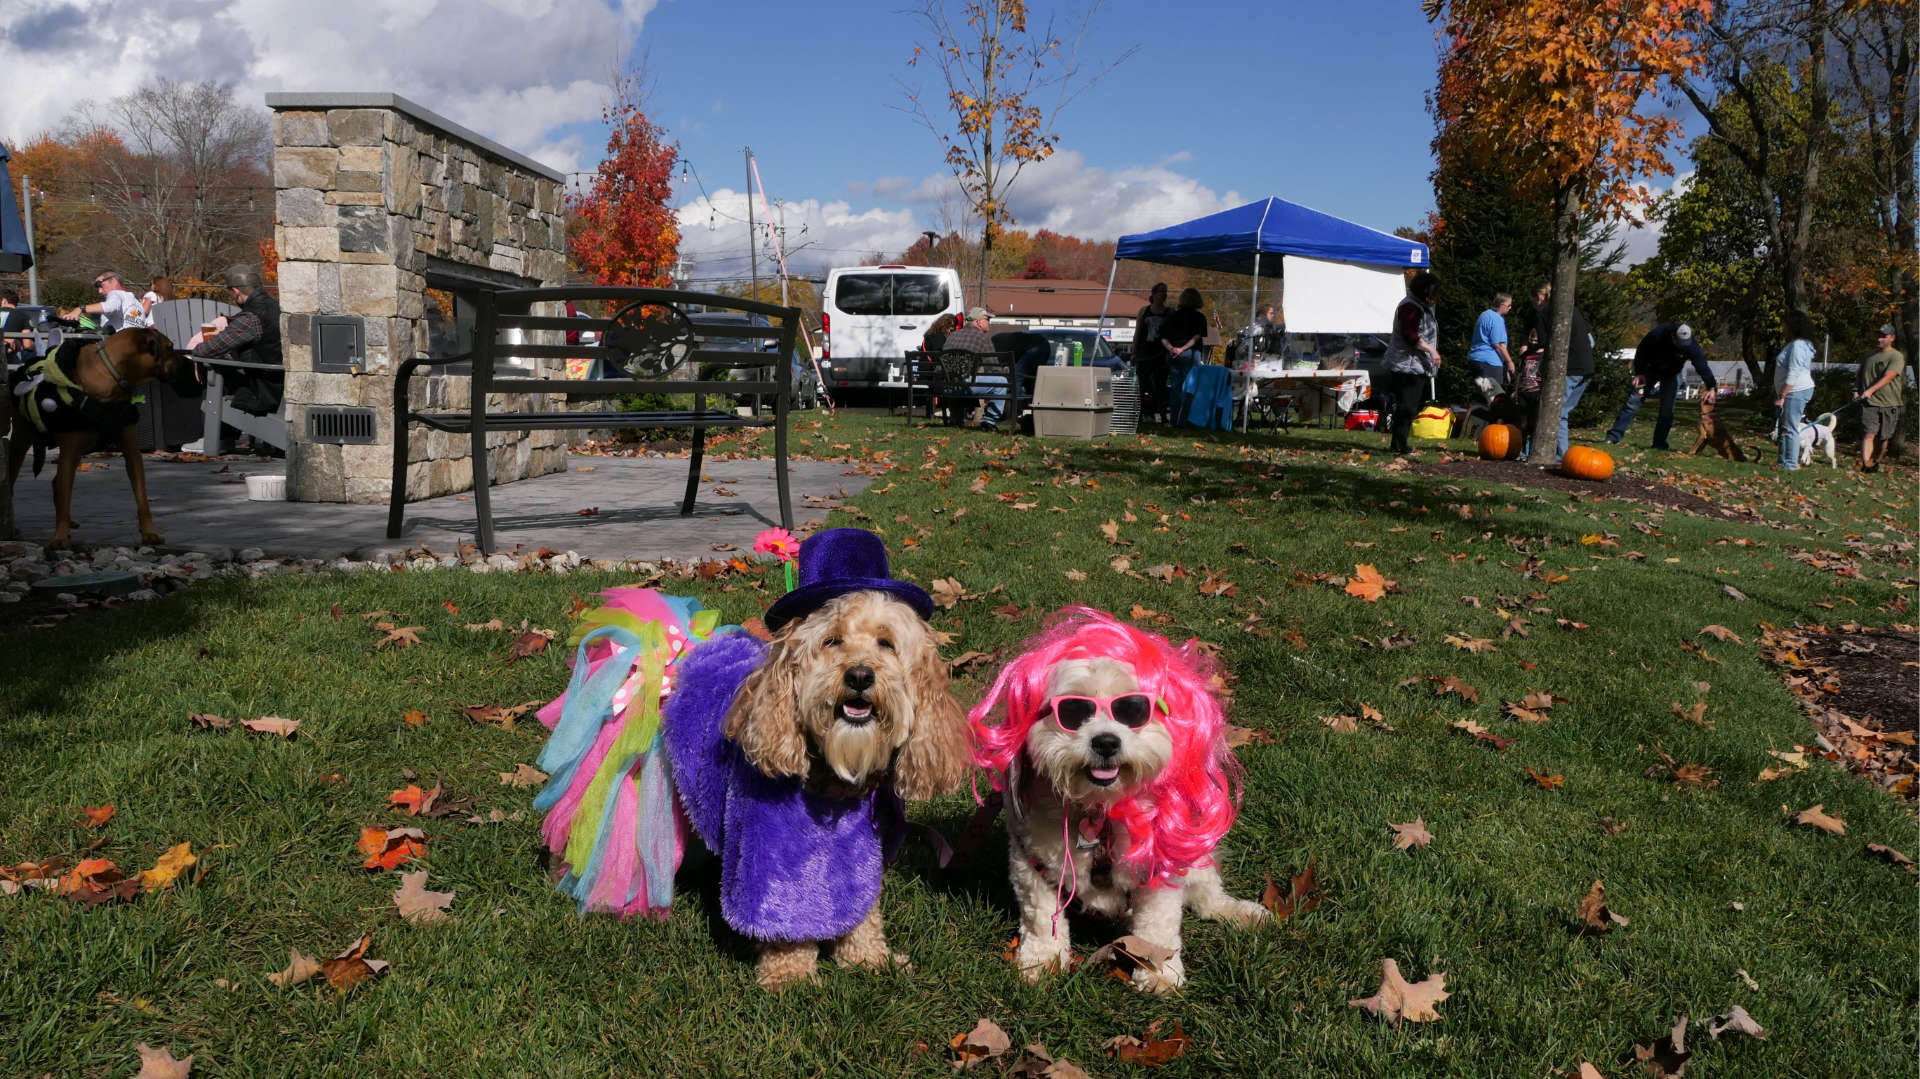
[819,265,964,391]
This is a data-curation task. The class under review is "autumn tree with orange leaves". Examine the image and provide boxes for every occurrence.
[1428,0,1709,463]
[569,87,679,288]
[903,0,1130,301]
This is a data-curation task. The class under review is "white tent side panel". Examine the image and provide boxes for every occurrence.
[1280,255,1407,334]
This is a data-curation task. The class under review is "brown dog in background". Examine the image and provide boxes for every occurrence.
[4,327,187,548]
[1690,392,1747,461]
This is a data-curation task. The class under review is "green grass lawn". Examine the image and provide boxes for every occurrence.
[3,408,1914,1077]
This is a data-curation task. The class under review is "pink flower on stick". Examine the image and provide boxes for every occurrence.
[753,528,800,562]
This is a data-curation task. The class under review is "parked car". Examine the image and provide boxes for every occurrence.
[688,310,821,409]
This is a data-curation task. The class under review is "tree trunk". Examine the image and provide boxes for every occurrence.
[1782,0,1829,322]
[1526,186,1579,465]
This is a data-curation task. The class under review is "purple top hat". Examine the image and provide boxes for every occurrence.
[763,528,933,632]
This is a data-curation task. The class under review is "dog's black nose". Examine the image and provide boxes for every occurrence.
[1090,732,1122,758]
[843,665,875,693]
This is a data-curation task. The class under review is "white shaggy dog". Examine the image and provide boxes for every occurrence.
[971,611,1268,994]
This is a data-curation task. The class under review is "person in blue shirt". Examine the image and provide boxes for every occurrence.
[1466,293,1515,401]
[1772,311,1818,471]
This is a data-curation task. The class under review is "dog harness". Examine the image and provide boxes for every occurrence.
[8,340,137,437]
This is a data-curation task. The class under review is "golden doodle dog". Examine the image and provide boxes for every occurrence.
[970,608,1268,993]
[531,529,969,989]
[5,326,188,548]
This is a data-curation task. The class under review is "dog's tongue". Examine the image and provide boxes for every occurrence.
[1089,765,1120,781]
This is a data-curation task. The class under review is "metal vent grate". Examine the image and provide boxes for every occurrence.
[306,406,377,445]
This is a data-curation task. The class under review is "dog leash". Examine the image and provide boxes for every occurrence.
[91,339,134,394]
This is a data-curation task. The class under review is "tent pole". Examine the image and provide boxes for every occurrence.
[1094,259,1118,342]
[1244,252,1261,432]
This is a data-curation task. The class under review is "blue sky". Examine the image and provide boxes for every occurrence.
[3,0,1675,280]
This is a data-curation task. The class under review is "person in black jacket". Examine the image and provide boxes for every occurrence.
[189,264,283,418]
[1605,320,1716,450]
[1532,283,1595,458]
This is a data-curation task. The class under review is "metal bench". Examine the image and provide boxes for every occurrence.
[902,348,1029,430]
[386,286,798,553]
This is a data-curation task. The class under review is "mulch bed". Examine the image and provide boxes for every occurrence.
[1761,621,1919,799]
[1411,457,1750,521]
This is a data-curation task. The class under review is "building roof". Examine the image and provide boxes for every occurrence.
[982,279,1149,320]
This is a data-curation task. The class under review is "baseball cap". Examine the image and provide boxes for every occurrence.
[1673,323,1693,344]
[1878,324,1896,336]
[966,306,990,321]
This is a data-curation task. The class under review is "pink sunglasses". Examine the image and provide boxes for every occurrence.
[1044,693,1158,732]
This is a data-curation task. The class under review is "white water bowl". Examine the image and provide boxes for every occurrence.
[245,474,287,501]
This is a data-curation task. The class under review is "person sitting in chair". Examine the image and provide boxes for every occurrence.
[936,306,999,429]
[188,264,283,418]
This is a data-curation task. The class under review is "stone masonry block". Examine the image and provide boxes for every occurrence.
[338,144,383,173]
[278,187,328,228]
[277,261,319,315]
[280,226,339,262]
[388,146,421,217]
[325,191,384,206]
[276,147,337,191]
[340,264,398,318]
[326,109,384,146]
[275,111,329,147]
[337,204,389,254]
[289,441,346,503]
[334,169,382,194]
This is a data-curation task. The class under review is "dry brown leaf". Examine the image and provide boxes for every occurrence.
[498,763,547,788]
[950,1018,1012,1070]
[1706,1005,1767,1041]
[1699,624,1744,643]
[1866,843,1916,870]
[267,949,323,988]
[375,624,424,649]
[241,716,301,738]
[1106,1020,1192,1067]
[392,871,454,924]
[401,709,429,727]
[133,1042,193,1079]
[1444,633,1498,653]
[930,577,968,609]
[1576,879,1629,932]
[460,701,540,729]
[1390,817,1433,850]
[463,618,506,632]
[320,932,390,993]
[508,629,555,660]
[187,712,232,729]
[1795,804,1846,835]
[1723,584,1748,601]
[1669,700,1713,729]
[1348,958,1449,1025]
[1062,569,1088,581]
[1084,933,1179,989]
[1577,1065,1606,1079]
[1527,768,1566,790]
[1223,723,1275,748]
[1633,1016,1691,1077]
[1100,520,1121,544]
[1260,862,1322,921]
[78,804,116,829]
[1322,714,1360,733]
[1433,676,1481,704]
[356,827,427,871]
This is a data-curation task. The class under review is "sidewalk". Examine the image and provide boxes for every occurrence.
[7,452,872,562]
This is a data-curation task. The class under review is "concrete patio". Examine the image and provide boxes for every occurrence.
[7,451,870,563]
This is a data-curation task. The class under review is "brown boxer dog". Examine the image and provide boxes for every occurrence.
[4,326,189,549]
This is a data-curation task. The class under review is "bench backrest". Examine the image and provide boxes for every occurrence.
[474,286,799,404]
[148,298,240,351]
[904,348,1018,385]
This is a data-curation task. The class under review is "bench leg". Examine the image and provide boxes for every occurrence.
[202,368,225,451]
[386,421,409,541]
[471,421,494,554]
[774,407,793,530]
[681,425,705,518]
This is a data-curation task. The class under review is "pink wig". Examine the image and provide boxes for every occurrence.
[968,607,1242,888]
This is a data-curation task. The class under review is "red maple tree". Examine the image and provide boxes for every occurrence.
[569,95,679,288]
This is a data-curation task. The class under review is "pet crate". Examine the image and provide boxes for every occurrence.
[1109,370,1140,434]
[1032,367,1114,439]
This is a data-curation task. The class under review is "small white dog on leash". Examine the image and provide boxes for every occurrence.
[969,609,1269,994]
[1775,412,1838,468]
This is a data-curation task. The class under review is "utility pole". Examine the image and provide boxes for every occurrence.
[745,147,758,300]
[776,198,789,307]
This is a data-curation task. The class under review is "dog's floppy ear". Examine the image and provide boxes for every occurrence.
[723,631,810,779]
[891,619,971,800]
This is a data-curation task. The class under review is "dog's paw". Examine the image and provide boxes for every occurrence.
[140,529,164,545]
[754,946,820,991]
[1129,952,1185,995]
[1014,937,1068,982]
[1216,898,1272,930]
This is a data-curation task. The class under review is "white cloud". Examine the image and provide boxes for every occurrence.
[0,0,661,169]
[675,187,925,284]
[1616,171,1693,268]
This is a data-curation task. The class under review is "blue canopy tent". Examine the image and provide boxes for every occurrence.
[0,145,33,275]
[1096,197,1429,429]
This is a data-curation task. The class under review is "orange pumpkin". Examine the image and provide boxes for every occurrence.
[1561,445,1614,481]
[1477,423,1522,461]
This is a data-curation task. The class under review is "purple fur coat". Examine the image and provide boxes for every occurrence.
[661,632,900,942]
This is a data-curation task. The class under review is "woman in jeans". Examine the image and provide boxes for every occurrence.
[1773,311,1817,470]
[1381,272,1443,453]
[1161,287,1208,423]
